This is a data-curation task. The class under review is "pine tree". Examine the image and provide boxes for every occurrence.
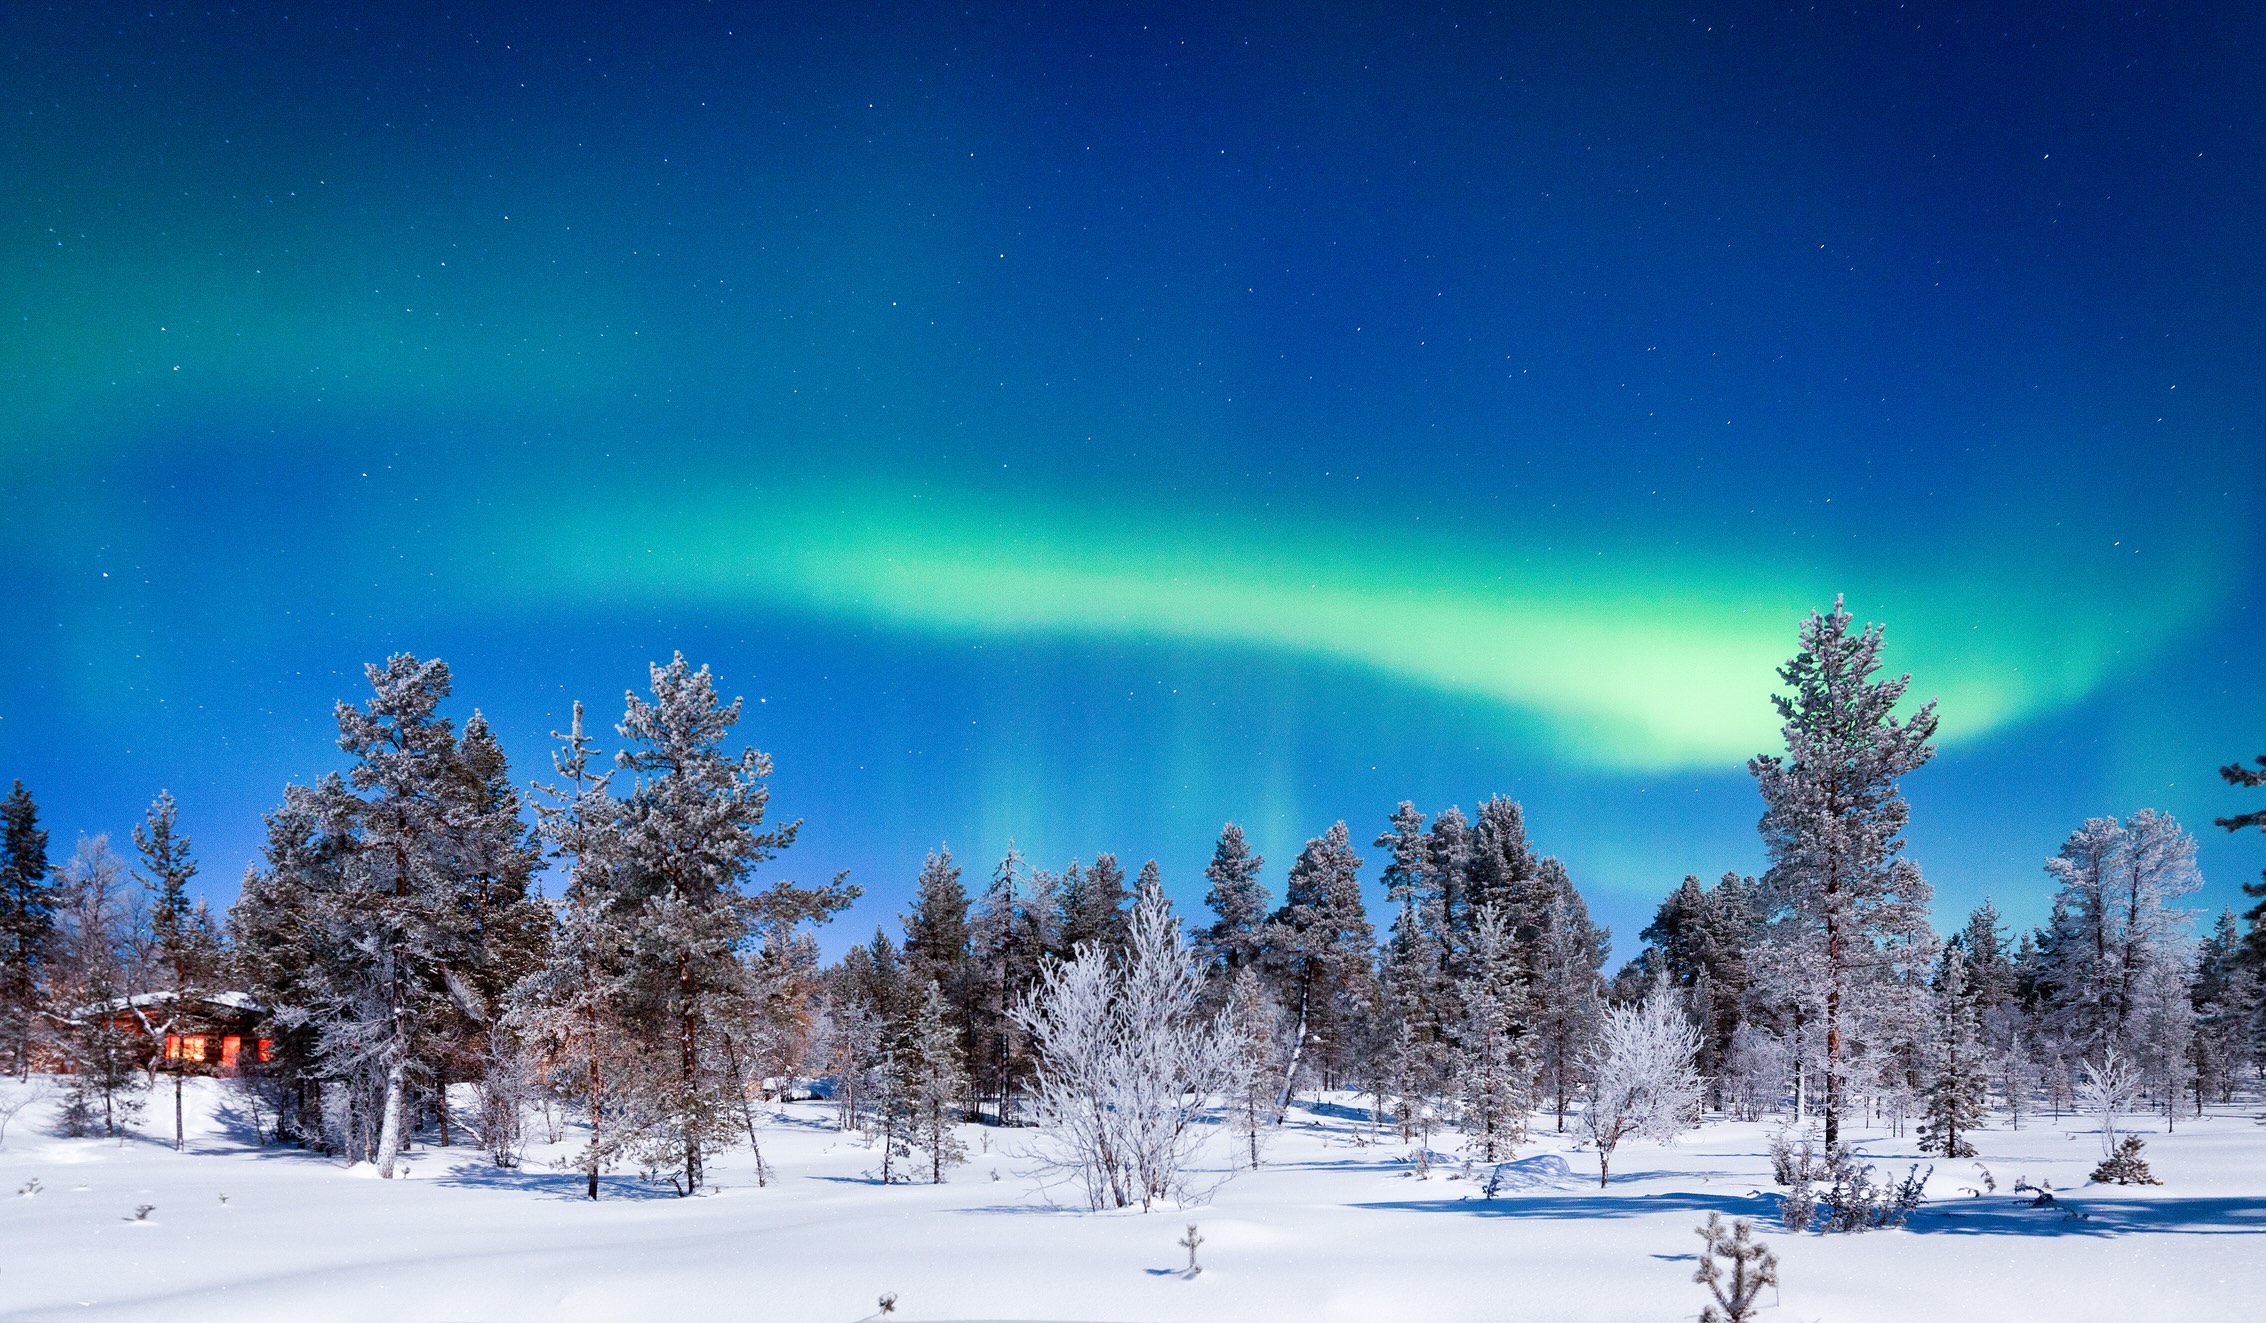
[1263,822,1375,1104]
[891,981,969,1184]
[610,654,801,1195]
[0,781,55,1076]
[1530,863,1608,1130]
[131,791,218,1151]
[1918,950,1987,1158]
[1466,796,1543,941]
[1200,823,1269,977]
[1061,852,1128,954]
[903,847,971,998]
[970,843,1050,1124]
[265,654,496,1177]
[2214,754,2266,969]
[510,702,634,1199]
[2191,909,2261,1105]
[1749,597,1939,1148]
[2034,810,2202,1052]
[1376,804,1452,1140]
[1454,906,1533,1165]
[1222,968,1280,1169]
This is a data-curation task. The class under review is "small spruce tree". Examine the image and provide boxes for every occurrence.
[1919,950,1988,1158]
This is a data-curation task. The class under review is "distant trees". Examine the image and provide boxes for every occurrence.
[9,598,2259,1210]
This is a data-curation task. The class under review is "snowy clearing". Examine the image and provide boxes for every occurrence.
[0,1077,2259,1322]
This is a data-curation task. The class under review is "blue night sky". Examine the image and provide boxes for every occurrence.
[2,2,2261,957]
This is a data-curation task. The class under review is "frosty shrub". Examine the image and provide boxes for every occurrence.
[1693,1213,1779,1323]
[1578,975,1703,1187]
[2076,1047,2142,1162]
[1767,1123,1823,1188]
[2089,1135,2161,1186]
[1012,877,1233,1211]
[1776,1181,1817,1234]
[1817,1149,1930,1233]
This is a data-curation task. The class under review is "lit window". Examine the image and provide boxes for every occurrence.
[183,1036,207,1062]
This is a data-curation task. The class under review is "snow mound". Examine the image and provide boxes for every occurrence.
[1486,1153,1580,1190]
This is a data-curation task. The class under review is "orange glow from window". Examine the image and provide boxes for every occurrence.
[165,1034,182,1060]
[183,1036,207,1062]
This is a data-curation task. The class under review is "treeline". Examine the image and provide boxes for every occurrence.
[1,600,2261,1200]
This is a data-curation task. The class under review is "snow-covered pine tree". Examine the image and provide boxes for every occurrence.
[2034,810,2202,1053]
[1200,823,1269,978]
[902,846,971,1036]
[891,980,969,1183]
[1453,906,1533,1165]
[1662,874,1763,1095]
[0,781,55,1076]
[1748,597,1939,1148]
[1424,806,1475,947]
[610,654,801,1196]
[1918,949,1987,1158]
[2191,909,2261,1104]
[1531,865,1608,1130]
[131,791,220,1151]
[1262,822,1375,1106]
[1581,972,1704,1186]
[1465,796,1545,944]
[229,798,340,1149]
[445,712,550,1141]
[969,843,1050,1124]
[279,655,493,1177]
[1222,967,1280,1169]
[1375,803,1452,1141]
[509,702,637,1199]
[1061,852,1128,955]
[2135,956,2195,1129]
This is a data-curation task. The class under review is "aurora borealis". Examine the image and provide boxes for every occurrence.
[3,3,2261,948]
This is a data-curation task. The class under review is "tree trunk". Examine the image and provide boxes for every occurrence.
[376,1056,407,1178]
[679,952,699,1196]
[174,1073,184,1151]
[1274,985,1310,1122]
[587,1037,603,1200]
[1824,906,1842,1149]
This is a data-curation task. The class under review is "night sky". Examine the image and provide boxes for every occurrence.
[4,2,2261,957]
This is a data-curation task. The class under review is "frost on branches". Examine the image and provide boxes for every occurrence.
[1580,976,1702,1186]
[1012,875,1232,1210]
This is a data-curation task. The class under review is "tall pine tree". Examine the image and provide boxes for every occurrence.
[1749,598,1939,1147]
[0,781,55,1076]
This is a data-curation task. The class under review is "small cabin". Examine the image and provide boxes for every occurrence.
[88,992,271,1075]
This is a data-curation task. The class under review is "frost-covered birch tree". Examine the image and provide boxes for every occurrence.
[1014,877,1232,1211]
[1581,976,1703,1187]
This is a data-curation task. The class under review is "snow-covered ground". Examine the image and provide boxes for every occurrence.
[0,1077,2259,1321]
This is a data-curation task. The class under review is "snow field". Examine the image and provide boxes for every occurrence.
[0,1076,2259,1322]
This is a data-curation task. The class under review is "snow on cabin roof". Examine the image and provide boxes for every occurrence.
[73,990,263,1018]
